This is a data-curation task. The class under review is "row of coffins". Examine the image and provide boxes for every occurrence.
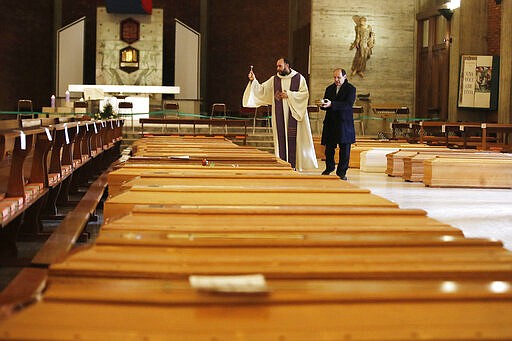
[0,136,511,339]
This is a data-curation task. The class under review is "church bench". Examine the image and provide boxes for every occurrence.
[0,125,51,255]
[1,294,512,340]
[423,155,512,188]
[103,206,461,236]
[42,119,122,208]
[418,121,500,149]
[480,123,512,151]
[391,121,422,141]
[30,169,110,266]
[41,122,79,215]
[102,188,398,220]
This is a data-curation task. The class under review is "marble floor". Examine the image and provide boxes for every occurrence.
[304,161,512,251]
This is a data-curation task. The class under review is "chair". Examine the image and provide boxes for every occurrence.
[253,105,271,133]
[118,101,134,131]
[17,99,34,119]
[353,105,365,136]
[210,103,227,134]
[163,102,180,132]
[396,106,410,118]
[163,102,179,117]
[210,103,227,119]
[73,101,88,115]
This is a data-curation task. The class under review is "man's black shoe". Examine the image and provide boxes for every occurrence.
[321,169,333,175]
[336,171,347,180]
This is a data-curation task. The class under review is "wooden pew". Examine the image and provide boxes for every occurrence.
[418,121,496,148]
[18,122,54,234]
[31,170,110,266]
[480,123,512,151]
[0,123,51,255]
[42,122,76,215]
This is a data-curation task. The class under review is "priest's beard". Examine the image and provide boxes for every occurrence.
[279,69,291,76]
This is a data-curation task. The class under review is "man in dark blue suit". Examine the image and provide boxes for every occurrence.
[320,68,356,180]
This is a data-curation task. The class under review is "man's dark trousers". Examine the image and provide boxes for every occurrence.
[325,143,351,177]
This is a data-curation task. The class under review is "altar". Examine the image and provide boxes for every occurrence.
[68,84,180,126]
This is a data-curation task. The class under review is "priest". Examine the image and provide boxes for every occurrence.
[243,58,318,171]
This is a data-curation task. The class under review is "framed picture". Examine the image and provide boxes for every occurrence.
[458,55,499,110]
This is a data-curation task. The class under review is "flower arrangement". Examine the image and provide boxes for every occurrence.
[94,101,118,120]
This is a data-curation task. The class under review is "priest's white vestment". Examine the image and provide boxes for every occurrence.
[243,69,318,171]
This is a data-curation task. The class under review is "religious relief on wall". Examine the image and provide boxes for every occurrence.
[96,7,163,86]
[119,18,140,73]
[349,16,375,78]
[120,46,139,73]
[458,55,499,110]
[120,18,140,44]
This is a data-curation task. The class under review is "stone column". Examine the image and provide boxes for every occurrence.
[200,0,208,113]
[498,0,511,123]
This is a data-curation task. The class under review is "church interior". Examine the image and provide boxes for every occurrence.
[0,0,512,339]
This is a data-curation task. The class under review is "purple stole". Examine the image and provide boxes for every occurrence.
[273,73,300,168]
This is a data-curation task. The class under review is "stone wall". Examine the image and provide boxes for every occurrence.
[96,7,163,86]
[310,0,416,113]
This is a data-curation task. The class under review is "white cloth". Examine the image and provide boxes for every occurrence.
[243,70,318,171]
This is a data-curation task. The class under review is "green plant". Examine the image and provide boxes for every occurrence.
[94,101,118,120]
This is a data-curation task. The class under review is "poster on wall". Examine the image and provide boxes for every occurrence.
[458,55,499,110]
